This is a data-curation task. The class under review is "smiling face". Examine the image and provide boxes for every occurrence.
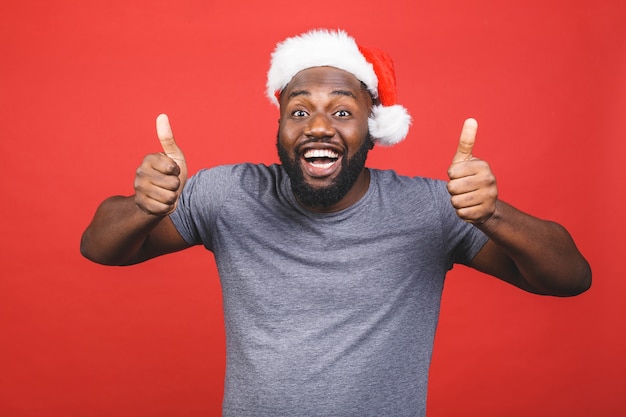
[276,66,374,212]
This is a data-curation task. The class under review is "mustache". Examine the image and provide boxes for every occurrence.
[275,131,375,152]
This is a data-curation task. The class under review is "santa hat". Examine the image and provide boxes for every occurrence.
[266,29,411,146]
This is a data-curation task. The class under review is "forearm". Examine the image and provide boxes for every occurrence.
[80,195,163,265]
[477,200,591,296]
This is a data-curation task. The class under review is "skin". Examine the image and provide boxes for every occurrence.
[80,66,591,296]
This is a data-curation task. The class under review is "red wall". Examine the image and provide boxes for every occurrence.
[1,0,624,415]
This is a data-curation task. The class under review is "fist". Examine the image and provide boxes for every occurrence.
[447,118,498,224]
[134,114,188,216]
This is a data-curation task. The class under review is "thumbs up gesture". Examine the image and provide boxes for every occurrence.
[134,114,188,216]
[447,118,498,225]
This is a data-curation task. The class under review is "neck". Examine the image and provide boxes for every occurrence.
[298,168,370,213]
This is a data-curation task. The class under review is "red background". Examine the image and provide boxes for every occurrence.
[1,0,624,416]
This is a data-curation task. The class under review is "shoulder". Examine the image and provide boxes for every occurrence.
[182,163,288,209]
[370,169,449,202]
[191,163,276,179]
[188,163,283,188]
[369,169,461,231]
[371,168,443,186]
[171,163,286,246]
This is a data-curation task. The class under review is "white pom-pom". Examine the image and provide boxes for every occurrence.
[368,104,412,146]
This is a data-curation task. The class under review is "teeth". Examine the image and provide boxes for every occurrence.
[310,161,334,169]
[304,149,339,159]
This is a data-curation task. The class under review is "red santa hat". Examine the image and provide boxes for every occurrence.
[266,29,411,146]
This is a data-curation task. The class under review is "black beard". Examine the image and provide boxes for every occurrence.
[277,133,372,209]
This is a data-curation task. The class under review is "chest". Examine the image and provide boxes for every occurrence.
[211,195,447,315]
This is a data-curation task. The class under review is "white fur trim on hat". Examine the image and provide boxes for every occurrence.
[266,29,378,105]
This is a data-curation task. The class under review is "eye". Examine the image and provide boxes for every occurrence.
[292,109,308,117]
[334,109,351,117]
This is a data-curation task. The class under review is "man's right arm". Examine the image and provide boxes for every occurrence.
[80,196,190,265]
[80,114,192,265]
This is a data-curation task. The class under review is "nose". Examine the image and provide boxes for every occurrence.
[304,112,335,139]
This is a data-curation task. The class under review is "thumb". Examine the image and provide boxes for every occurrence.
[452,118,478,163]
[156,114,181,156]
[156,113,187,181]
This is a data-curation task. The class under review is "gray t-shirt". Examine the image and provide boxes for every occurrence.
[170,163,488,417]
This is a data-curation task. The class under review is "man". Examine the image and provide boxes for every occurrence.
[81,29,591,416]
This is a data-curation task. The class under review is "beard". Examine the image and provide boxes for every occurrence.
[277,132,372,209]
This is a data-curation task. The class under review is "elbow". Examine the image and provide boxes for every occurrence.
[80,233,105,265]
[544,260,592,297]
[80,232,95,262]
[80,231,142,266]
[569,260,592,296]
[79,231,117,266]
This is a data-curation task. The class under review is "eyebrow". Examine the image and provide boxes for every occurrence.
[286,89,357,100]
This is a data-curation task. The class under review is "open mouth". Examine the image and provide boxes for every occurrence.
[300,148,342,178]
[303,149,340,169]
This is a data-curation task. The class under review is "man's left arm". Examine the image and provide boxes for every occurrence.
[447,119,591,296]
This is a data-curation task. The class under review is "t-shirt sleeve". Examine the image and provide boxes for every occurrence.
[169,166,235,251]
[431,179,489,267]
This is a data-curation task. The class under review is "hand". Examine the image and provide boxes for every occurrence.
[134,114,188,216]
[447,118,498,224]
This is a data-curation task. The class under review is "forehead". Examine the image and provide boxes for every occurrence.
[280,66,368,101]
